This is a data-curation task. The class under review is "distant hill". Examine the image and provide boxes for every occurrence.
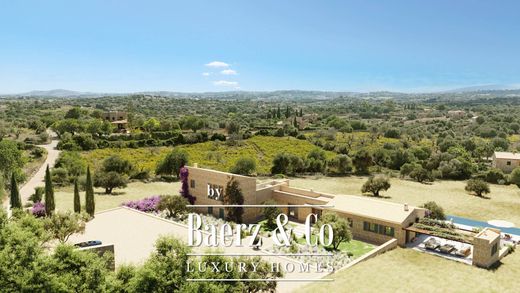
[2,86,520,100]
[445,84,520,93]
[4,89,103,98]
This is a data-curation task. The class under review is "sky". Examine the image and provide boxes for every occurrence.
[1,0,520,93]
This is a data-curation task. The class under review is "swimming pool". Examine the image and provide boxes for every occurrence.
[448,215,520,236]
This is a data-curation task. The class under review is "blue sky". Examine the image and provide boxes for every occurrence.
[1,0,519,93]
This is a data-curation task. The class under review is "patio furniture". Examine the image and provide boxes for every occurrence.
[454,246,471,257]
[439,244,455,254]
[424,238,440,251]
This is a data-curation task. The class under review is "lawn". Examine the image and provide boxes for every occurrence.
[290,176,520,226]
[54,181,181,212]
[81,136,335,175]
[295,234,374,259]
[301,247,519,293]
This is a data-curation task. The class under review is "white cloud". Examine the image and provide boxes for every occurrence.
[213,80,239,87]
[220,69,237,75]
[205,61,229,68]
[202,72,210,76]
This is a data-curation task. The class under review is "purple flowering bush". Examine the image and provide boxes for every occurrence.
[179,166,196,204]
[122,195,161,213]
[31,202,46,218]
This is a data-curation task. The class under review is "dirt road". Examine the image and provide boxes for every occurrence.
[3,134,60,210]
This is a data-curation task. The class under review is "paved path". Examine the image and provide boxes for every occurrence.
[3,133,60,210]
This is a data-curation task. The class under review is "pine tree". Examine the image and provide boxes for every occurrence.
[85,166,95,217]
[293,116,298,128]
[277,106,281,119]
[299,108,303,117]
[10,173,22,209]
[73,178,81,213]
[44,165,55,216]
[285,105,290,118]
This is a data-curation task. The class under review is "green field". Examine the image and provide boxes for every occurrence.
[54,181,180,212]
[81,136,335,175]
[302,247,519,293]
[290,176,520,226]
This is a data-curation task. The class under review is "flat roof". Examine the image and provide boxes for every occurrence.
[475,228,500,242]
[494,151,520,160]
[67,207,329,292]
[186,165,257,182]
[327,194,418,224]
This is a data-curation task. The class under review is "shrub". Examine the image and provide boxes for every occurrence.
[509,167,520,188]
[29,186,45,203]
[51,168,69,187]
[31,202,46,218]
[122,196,161,213]
[230,157,257,176]
[262,199,281,231]
[155,149,189,177]
[420,202,446,220]
[484,168,505,184]
[157,195,189,219]
[55,151,87,179]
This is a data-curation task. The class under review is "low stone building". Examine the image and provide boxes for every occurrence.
[187,165,427,247]
[491,151,520,173]
[103,111,128,131]
[447,110,466,119]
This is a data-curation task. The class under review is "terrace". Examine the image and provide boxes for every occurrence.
[405,218,517,267]
[407,234,473,265]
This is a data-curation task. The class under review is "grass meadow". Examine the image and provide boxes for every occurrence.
[301,247,520,293]
[54,181,181,213]
[290,176,520,226]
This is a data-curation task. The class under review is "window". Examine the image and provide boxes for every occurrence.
[507,161,511,166]
[208,207,213,215]
[369,223,377,233]
[491,243,498,256]
[190,179,196,188]
[385,226,395,237]
[363,221,395,237]
[347,218,353,228]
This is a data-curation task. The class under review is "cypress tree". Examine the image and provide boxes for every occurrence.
[44,165,55,216]
[10,173,22,209]
[73,178,81,213]
[85,166,95,217]
[223,177,244,223]
[0,174,5,201]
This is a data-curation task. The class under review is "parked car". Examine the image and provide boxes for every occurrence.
[74,240,102,248]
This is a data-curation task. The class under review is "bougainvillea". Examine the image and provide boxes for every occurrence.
[179,166,196,204]
[122,195,161,213]
[31,201,46,218]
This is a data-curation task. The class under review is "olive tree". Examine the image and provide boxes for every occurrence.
[361,176,391,197]
[465,179,490,197]
[316,212,352,250]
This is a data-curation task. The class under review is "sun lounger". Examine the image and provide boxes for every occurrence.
[439,244,455,254]
[424,238,440,250]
